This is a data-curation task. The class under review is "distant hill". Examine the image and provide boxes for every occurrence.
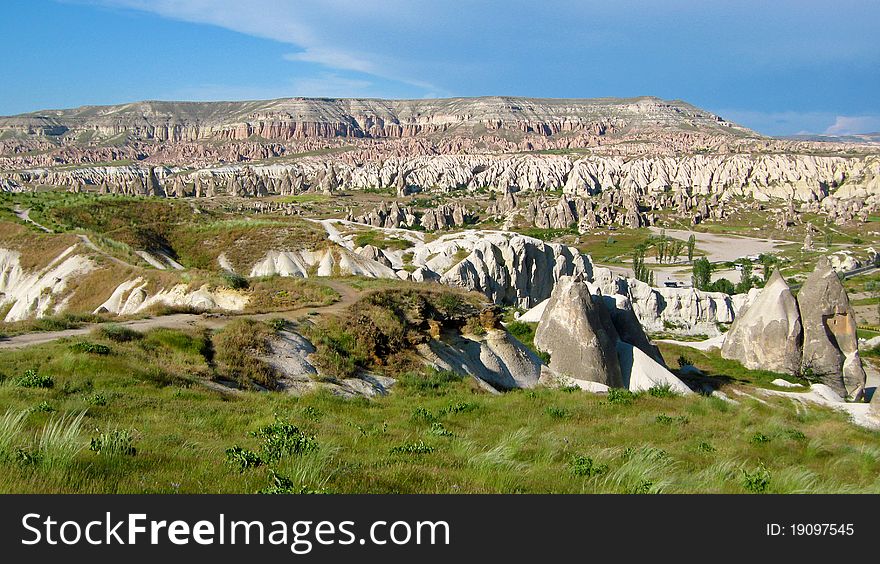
[0,96,756,143]
[782,132,880,145]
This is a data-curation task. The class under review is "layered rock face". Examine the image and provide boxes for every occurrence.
[797,258,866,399]
[721,270,802,374]
[534,276,623,386]
[0,96,746,143]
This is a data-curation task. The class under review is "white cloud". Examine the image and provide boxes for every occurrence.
[825,116,880,136]
[83,0,444,96]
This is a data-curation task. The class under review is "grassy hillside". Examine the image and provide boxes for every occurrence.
[0,324,878,494]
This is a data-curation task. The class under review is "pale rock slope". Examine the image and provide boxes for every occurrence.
[94,277,248,315]
[0,246,95,322]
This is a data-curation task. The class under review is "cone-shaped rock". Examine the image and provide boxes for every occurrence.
[721,269,802,374]
[534,276,623,387]
[797,257,866,399]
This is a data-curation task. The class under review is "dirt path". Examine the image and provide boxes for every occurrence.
[13,206,51,233]
[0,279,361,351]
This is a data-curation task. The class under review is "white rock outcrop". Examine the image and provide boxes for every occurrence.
[0,246,96,322]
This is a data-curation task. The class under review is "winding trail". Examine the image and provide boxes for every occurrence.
[13,206,51,233]
[0,279,360,351]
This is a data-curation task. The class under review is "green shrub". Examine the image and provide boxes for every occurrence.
[221,270,249,290]
[569,455,608,477]
[545,406,572,419]
[98,324,143,343]
[411,407,437,424]
[14,369,54,389]
[397,369,463,395]
[697,441,716,453]
[70,342,111,355]
[84,392,108,407]
[742,463,771,493]
[226,446,263,472]
[440,401,478,415]
[214,319,277,389]
[259,469,327,495]
[31,401,55,413]
[677,355,694,368]
[648,384,677,398]
[390,440,434,455]
[607,388,636,405]
[428,422,454,437]
[251,418,318,463]
[89,429,137,457]
[656,414,689,425]
[750,432,771,444]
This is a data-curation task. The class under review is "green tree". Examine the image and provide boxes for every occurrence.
[759,254,777,283]
[735,261,754,294]
[692,257,713,291]
[711,278,735,295]
[687,234,696,263]
[632,245,655,285]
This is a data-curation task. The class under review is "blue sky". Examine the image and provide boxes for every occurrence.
[1,0,878,136]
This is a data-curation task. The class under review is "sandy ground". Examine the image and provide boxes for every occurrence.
[649,227,790,262]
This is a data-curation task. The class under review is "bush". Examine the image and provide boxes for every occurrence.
[84,392,108,407]
[607,388,636,405]
[31,401,55,413]
[214,319,276,389]
[397,369,463,395]
[89,429,137,457]
[251,418,318,463]
[742,463,771,493]
[439,401,477,415]
[750,432,771,444]
[428,422,454,437]
[226,446,263,472]
[463,316,487,336]
[259,469,327,495]
[545,406,572,419]
[656,414,689,425]
[98,324,143,343]
[676,355,694,368]
[70,342,111,355]
[389,441,434,455]
[14,369,54,389]
[569,455,608,477]
[221,270,249,290]
[648,384,677,398]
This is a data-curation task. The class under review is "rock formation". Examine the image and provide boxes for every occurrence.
[797,257,866,400]
[534,276,623,387]
[721,270,802,374]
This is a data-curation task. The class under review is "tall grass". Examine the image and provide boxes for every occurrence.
[37,411,87,469]
[0,410,27,457]
[601,447,678,494]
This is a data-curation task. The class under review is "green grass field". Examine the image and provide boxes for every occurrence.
[0,327,878,494]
